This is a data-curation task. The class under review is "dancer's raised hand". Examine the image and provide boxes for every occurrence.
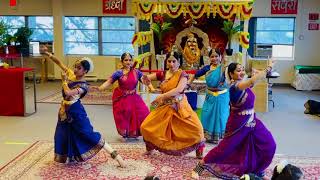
[142,75,151,85]
[61,72,67,81]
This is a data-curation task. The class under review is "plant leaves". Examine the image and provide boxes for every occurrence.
[161,22,172,32]
[151,23,161,37]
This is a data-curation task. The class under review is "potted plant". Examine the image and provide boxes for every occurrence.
[15,27,33,56]
[151,15,172,54]
[4,34,18,54]
[0,20,9,54]
[221,20,242,56]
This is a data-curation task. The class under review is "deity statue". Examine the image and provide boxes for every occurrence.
[181,33,203,70]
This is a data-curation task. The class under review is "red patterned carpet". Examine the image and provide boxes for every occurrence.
[0,141,319,180]
[37,86,112,105]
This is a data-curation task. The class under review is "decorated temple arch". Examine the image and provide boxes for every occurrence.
[131,0,254,70]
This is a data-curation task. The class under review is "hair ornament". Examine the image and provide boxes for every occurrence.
[81,57,94,73]
[276,160,289,174]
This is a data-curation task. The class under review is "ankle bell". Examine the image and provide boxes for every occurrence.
[110,150,118,159]
[193,162,205,175]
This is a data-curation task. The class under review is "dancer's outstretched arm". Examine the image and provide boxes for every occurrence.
[237,59,274,90]
[97,78,113,91]
[141,74,160,93]
[40,45,68,72]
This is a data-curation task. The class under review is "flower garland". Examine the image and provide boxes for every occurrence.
[132,3,157,21]
[239,31,250,49]
[164,3,184,19]
[133,52,152,67]
[132,0,254,21]
[132,31,153,47]
[217,4,236,20]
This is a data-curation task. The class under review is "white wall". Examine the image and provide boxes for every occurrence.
[1,0,319,83]
[0,0,52,15]
[252,0,320,83]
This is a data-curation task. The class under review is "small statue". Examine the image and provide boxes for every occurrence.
[181,33,202,70]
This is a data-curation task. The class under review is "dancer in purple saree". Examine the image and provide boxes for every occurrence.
[191,62,276,179]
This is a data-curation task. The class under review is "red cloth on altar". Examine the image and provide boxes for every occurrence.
[0,67,33,116]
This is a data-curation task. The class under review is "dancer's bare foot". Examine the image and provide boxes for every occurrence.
[196,144,205,159]
[110,150,126,168]
[191,170,200,179]
[115,154,126,168]
[120,137,127,143]
[143,150,155,156]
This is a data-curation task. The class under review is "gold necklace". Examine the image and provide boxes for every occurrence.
[183,47,201,65]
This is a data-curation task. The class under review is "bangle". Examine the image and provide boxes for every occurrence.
[250,78,254,85]
[265,66,272,73]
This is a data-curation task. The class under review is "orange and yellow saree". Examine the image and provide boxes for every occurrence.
[141,69,204,155]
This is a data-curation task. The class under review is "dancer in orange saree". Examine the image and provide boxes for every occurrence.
[141,52,205,158]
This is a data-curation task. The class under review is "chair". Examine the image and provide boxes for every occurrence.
[267,71,280,108]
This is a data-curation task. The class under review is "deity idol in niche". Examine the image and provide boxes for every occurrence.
[181,33,204,70]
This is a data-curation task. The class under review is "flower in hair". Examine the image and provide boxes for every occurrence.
[276,160,289,174]
[81,57,94,73]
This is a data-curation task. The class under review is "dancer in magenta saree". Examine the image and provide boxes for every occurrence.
[98,53,149,139]
[191,62,276,179]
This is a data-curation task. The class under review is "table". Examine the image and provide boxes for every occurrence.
[0,53,23,67]
[267,71,280,108]
[30,56,48,83]
[0,67,37,116]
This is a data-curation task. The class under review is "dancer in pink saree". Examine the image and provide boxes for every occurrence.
[97,53,149,139]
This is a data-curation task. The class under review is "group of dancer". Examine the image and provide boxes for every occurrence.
[39,45,302,179]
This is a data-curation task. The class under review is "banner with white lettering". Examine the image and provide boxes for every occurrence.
[271,0,298,14]
[103,0,126,14]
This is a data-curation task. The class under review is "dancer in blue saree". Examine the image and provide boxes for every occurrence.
[189,48,229,144]
[191,62,276,179]
[40,46,125,167]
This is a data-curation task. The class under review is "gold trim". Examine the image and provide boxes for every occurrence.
[54,138,105,163]
[207,89,227,96]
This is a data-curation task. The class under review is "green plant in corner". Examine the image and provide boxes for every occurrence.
[15,27,33,46]
[0,20,9,47]
[4,34,17,46]
[221,20,242,55]
[151,14,172,54]
[14,27,33,56]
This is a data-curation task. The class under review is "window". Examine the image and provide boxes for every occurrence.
[64,16,135,56]
[254,17,295,59]
[0,16,25,35]
[64,17,99,55]
[0,16,54,42]
[102,17,135,56]
[28,16,53,42]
